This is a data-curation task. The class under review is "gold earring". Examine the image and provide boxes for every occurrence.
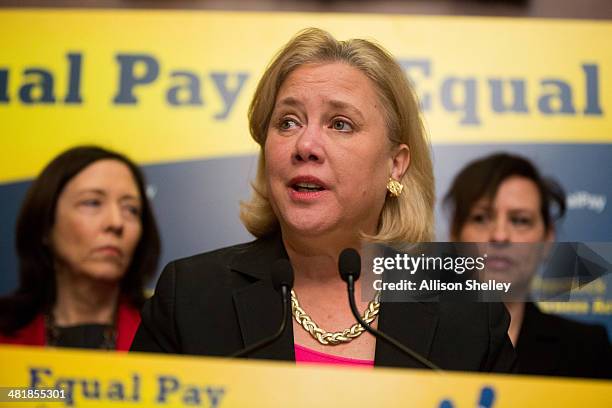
[387,178,404,197]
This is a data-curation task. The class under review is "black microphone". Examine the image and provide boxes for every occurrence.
[231,259,294,358]
[338,248,441,371]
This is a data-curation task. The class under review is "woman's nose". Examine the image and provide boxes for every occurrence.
[293,125,324,164]
[490,219,510,243]
[105,204,124,236]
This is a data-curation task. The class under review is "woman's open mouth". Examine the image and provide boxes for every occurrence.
[288,176,328,200]
[292,182,325,192]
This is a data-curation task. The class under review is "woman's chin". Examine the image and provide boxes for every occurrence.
[282,217,338,238]
[73,263,127,283]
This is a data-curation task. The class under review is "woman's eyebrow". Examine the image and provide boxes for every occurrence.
[75,189,139,201]
[471,202,491,210]
[75,188,106,196]
[508,208,535,214]
[327,100,365,121]
[275,96,304,109]
[119,194,141,202]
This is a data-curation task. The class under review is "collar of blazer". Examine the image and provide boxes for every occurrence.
[227,234,440,369]
[515,302,562,372]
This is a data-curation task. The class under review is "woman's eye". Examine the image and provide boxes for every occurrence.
[332,119,353,132]
[279,118,299,130]
[124,205,141,217]
[511,216,533,227]
[469,213,488,224]
[81,199,101,207]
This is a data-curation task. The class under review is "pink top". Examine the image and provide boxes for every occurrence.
[294,344,374,368]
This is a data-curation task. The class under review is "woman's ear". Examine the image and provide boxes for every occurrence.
[391,143,410,180]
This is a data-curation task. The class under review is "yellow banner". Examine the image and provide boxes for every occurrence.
[0,345,610,407]
[1,10,611,182]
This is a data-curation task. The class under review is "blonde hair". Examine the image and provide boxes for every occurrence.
[240,28,434,243]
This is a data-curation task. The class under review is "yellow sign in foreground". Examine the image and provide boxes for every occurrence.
[0,345,610,407]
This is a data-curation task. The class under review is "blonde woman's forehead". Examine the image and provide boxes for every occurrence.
[274,63,383,115]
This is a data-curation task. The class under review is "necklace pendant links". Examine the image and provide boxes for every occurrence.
[290,289,380,346]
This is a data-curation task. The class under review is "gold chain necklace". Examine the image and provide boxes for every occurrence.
[290,289,380,345]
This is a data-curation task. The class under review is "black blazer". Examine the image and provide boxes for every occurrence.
[131,235,516,372]
[516,302,612,379]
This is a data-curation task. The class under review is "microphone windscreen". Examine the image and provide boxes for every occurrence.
[271,259,294,292]
[338,248,361,282]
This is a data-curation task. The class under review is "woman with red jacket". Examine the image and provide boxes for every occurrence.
[0,146,160,350]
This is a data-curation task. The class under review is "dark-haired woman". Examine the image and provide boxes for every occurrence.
[0,146,160,350]
[445,152,611,378]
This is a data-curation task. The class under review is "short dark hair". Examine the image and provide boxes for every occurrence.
[444,153,566,239]
[0,146,161,334]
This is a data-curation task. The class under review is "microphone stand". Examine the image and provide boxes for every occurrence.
[230,285,290,358]
[346,274,442,371]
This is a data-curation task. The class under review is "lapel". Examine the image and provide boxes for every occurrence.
[516,302,561,373]
[228,235,440,368]
[374,300,439,368]
[115,301,141,351]
[230,235,296,362]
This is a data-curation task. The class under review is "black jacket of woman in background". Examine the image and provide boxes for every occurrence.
[517,302,611,378]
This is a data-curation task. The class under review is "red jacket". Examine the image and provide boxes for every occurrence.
[0,302,141,351]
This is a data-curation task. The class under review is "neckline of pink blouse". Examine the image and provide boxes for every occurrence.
[294,343,374,367]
